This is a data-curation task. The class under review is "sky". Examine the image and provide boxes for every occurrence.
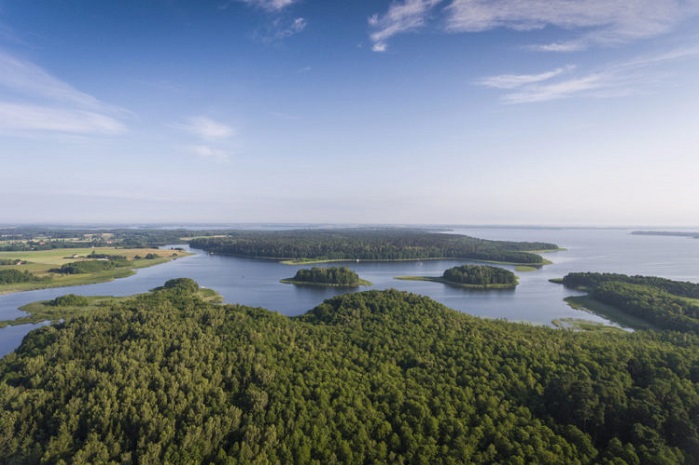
[1,0,698,226]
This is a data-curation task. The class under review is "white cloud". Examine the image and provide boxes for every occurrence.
[190,145,230,162]
[367,0,699,52]
[177,116,235,140]
[446,0,699,49]
[478,46,699,103]
[476,65,575,89]
[368,0,442,52]
[176,116,236,162]
[0,102,125,134]
[0,51,127,135]
[240,0,297,12]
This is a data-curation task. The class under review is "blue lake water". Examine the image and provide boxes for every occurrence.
[1,227,698,358]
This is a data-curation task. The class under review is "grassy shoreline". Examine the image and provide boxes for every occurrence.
[280,256,550,267]
[0,287,221,329]
[394,275,518,290]
[563,295,658,331]
[280,278,372,287]
[0,247,190,295]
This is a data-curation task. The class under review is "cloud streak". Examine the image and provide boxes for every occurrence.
[0,51,127,135]
[446,0,699,49]
[240,0,298,13]
[368,0,699,52]
[368,0,442,52]
[478,46,699,103]
[476,66,575,89]
[177,116,235,140]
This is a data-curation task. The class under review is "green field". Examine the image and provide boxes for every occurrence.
[0,247,190,294]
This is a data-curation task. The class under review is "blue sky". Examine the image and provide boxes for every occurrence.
[1,0,698,226]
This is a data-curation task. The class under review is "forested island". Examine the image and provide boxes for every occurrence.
[557,272,699,333]
[2,281,699,464]
[396,264,518,289]
[189,229,558,265]
[281,266,371,287]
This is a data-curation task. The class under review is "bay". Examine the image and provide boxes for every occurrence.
[1,227,698,358]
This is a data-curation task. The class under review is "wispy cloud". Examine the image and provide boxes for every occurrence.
[368,0,699,52]
[265,17,306,41]
[478,46,699,103]
[0,51,127,135]
[175,115,236,162]
[240,0,298,13]
[446,0,699,50]
[177,116,235,140]
[368,0,442,52]
[0,103,125,134]
[190,145,230,163]
[476,65,575,89]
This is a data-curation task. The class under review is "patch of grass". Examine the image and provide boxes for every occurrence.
[0,247,190,295]
[551,317,627,333]
[0,287,221,328]
[515,266,538,272]
[564,295,658,331]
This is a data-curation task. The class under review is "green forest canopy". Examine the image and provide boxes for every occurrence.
[284,267,365,287]
[442,265,517,286]
[189,229,558,265]
[2,281,699,464]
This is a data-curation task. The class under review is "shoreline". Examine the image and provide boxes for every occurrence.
[394,275,518,290]
[0,247,191,296]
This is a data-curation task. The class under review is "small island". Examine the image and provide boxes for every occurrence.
[281,266,371,287]
[396,264,518,289]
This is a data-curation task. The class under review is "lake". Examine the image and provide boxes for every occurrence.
[1,227,698,357]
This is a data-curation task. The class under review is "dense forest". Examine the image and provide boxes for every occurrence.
[442,265,517,287]
[560,272,699,334]
[189,229,557,265]
[2,281,699,464]
[283,267,366,287]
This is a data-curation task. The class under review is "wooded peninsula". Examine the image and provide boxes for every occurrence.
[189,229,558,265]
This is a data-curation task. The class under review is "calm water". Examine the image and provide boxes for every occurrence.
[1,227,698,357]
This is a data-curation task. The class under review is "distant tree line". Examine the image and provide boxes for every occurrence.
[189,229,557,265]
[442,265,516,286]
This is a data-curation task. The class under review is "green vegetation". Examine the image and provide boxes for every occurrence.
[559,272,699,334]
[2,283,699,463]
[397,264,517,289]
[0,269,45,285]
[0,247,189,294]
[443,264,517,286]
[281,266,371,287]
[189,229,558,265]
[51,259,123,274]
[51,293,90,307]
